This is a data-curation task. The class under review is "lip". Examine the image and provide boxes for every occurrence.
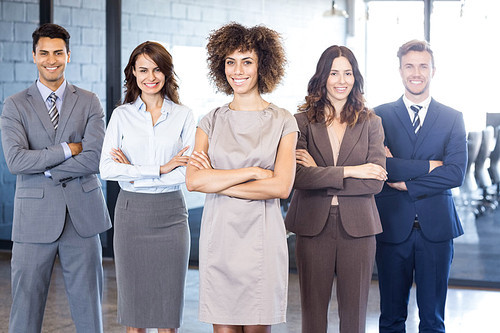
[45,66,58,72]
[232,77,248,86]
[143,82,159,88]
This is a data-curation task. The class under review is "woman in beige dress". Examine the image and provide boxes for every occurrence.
[186,23,298,333]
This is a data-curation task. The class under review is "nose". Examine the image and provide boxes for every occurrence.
[47,54,56,64]
[148,70,156,81]
[339,73,346,84]
[234,62,243,75]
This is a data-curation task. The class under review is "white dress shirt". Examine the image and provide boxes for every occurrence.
[37,80,72,177]
[99,96,196,193]
[403,94,432,126]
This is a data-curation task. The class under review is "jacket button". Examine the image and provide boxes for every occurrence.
[62,183,66,188]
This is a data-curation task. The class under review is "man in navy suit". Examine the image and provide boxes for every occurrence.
[374,40,467,332]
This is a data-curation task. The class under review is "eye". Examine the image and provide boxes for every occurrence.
[225,60,234,65]
[139,69,147,73]
[154,68,161,72]
[244,60,253,65]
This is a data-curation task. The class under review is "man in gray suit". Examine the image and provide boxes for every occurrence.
[0,23,111,332]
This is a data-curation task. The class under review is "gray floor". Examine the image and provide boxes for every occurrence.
[0,251,500,332]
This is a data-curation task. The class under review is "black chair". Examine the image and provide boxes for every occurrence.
[460,131,482,209]
[488,125,500,200]
[474,126,497,214]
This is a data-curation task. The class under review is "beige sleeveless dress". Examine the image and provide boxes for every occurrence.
[197,103,298,325]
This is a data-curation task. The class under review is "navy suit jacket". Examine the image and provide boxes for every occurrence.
[374,97,466,243]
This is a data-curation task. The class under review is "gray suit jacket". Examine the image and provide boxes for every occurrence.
[285,111,385,237]
[1,82,111,243]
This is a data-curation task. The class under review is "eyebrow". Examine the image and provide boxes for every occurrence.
[38,49,65,53]
[225,56,254,61]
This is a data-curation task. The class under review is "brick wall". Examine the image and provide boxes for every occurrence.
[0,0,349,239]
[0,0,108,239]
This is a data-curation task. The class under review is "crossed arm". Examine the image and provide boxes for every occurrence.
[293,116,387,196]
[185,128,297,200]
[384,112,467,199]
[1,94,103,184]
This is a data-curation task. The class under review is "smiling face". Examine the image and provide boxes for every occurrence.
[399,50,435,103]
[33,37,70,90]
[132,53,166,98]
[224,49,259,96]
[326,56,355,107]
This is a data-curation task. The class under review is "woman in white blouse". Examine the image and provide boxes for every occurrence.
[99,41,195,333]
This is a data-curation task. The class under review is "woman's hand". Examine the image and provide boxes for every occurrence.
[189,150,213,170]
[296,149,317,167]
[344,163,387,181]
[110,148,131,164]
[160,146,191,174]
[253,167,273,180]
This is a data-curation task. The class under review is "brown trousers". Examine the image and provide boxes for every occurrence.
[295,206,376,333]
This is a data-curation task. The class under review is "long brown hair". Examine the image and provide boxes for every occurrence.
[299,45,372,126]
[123,41,180,104]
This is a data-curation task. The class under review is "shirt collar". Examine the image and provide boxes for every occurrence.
[133,96,171,115]
[36,79,67,102]
[402,94,431,110]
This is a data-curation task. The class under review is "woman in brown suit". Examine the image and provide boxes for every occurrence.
[284,45,387,333]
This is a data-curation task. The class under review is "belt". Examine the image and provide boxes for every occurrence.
[413,217,420,229]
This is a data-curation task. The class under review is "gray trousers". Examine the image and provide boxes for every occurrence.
[9,213,104,333]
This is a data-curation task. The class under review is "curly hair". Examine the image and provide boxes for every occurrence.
[123,41,180,105]
[206,22,286,95]
[298,45,372,127]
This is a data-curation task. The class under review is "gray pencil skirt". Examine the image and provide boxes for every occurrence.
[113,189,190,329]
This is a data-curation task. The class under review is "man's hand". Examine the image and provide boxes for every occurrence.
[387,181,408,191]
[429,160,443,173]
[68,142,82,156]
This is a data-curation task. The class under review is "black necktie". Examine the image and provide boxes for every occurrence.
[48,92,59,129]
[410,105,422,134]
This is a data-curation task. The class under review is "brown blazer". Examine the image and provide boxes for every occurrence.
[284,111,385,237]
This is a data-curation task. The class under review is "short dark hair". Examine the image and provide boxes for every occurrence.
[32,23,70,53]
[206,22,286,95]
[123,41,180,105]
[397,39,434,68]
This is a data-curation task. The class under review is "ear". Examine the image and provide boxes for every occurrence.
[132,66,136,77]
[32,51,36,64]
[431,66,436,78]
[67,51,71,63]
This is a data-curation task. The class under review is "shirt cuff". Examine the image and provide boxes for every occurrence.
[61,142,72,160]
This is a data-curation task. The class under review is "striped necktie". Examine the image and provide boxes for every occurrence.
[410,104,422,134]
[48,92,59,129]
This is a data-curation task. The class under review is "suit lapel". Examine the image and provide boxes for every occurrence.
[394,97,418,145]
[414,98,439,151]
[310,122,334,166]
[26,83,56,140]
[55,83,78,143]
[337,120,363,166]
